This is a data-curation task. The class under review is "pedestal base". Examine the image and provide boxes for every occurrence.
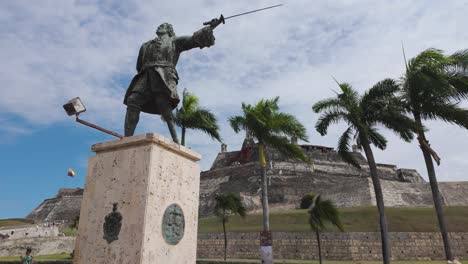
[74,133,201,264]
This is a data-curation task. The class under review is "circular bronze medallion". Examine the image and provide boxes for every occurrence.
[162,203,185,245]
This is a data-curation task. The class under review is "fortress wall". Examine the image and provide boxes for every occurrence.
[0,226,59,240]
[199,161,377,216]
[0,237,74,257]
[200,163,260,216]
[375,180,434,207]
[26,196,82,223]
[266,173,374,209]
[197,232,468,261]
[439,182,468,206]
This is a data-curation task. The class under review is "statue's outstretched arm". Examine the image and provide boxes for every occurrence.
[175,26,215,52]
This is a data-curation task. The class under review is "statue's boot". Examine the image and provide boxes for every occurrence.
[124,106,140,137]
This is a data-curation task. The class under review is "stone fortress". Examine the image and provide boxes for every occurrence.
[26,136,468,223]
[199,138,468,216]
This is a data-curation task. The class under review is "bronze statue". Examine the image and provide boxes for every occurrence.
[124,6,282,143]
[123,23,217,143]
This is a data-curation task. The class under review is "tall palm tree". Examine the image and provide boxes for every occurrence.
[313,79,416,264]
[214,193,247,261]
[307,194,344,264]
[400,48,468,261]
[173,89,222,146]
[229,96,309,264]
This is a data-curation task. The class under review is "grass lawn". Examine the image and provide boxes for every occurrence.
[59,227,78,236]
[0,253,72,261]
[199,206,468,233]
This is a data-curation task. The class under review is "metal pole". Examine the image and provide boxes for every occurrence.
[76,116,124,139]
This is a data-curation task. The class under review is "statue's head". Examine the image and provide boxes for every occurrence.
[156,23,175,37]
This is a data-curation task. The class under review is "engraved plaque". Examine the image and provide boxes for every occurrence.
[162,203,185,245]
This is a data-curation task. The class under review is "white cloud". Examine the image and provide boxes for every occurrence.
[1,0,468,180]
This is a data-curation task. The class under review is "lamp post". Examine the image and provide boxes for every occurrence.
[63,97,124,139]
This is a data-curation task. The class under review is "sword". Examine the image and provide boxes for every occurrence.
[203,4,283,29]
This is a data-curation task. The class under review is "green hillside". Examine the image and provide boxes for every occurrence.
[198,206,468,233]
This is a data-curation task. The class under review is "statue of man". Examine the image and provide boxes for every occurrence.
[123,22,216,143]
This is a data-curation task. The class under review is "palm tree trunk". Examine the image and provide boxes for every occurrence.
[316,230,322,264]
[361,140,391,264]
[181,127,186,146]
[222,215,227,261]
[259,143,270,231]
[414,115,453,261]
[258,143,273,264]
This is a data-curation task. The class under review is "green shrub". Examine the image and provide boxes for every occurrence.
[300,193,316,209]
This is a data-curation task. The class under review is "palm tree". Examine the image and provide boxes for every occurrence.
[229,96,309,263]
[214,193,247,261]
[400,48,468,261]
[313,79,416,264]
[307,194,344,264]
[173,89,222,146]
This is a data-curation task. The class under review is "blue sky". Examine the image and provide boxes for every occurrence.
[1,0,468,219]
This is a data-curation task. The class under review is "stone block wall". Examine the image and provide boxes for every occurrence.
[197,232,468,261]
[439,182,468,206]
[0,226,58,240]
[27,196,82,223]
[0,237,75,257]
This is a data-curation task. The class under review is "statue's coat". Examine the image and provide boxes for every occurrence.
[124,27,215,114]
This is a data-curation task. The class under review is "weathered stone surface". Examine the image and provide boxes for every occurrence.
[26,189,82,223]
[197,232,468,261]
[74,133,201,264]
[3,232,467,261]
[0,237,74,257]
[0,226,58,241]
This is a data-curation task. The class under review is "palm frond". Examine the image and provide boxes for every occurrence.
[308,194,344,232]
[312,98,343,113]
[361,79,399,111]
[182,93,199,112]
[367,127,387,150]
[264,135,309,162]
[271,112,309,142]
[337,126,361,169]
[421,102,468,129]
[214,193,247,220]
[315,110,347,136]
[229,116,247,133]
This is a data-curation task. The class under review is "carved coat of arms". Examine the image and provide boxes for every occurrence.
[103,203,122,244]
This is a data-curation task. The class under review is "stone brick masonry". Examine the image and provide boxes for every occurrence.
[197,232,468,261]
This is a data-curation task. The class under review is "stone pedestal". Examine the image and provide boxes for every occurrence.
[74,133,201,264]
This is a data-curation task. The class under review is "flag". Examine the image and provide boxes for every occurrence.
[67,168,76,177]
